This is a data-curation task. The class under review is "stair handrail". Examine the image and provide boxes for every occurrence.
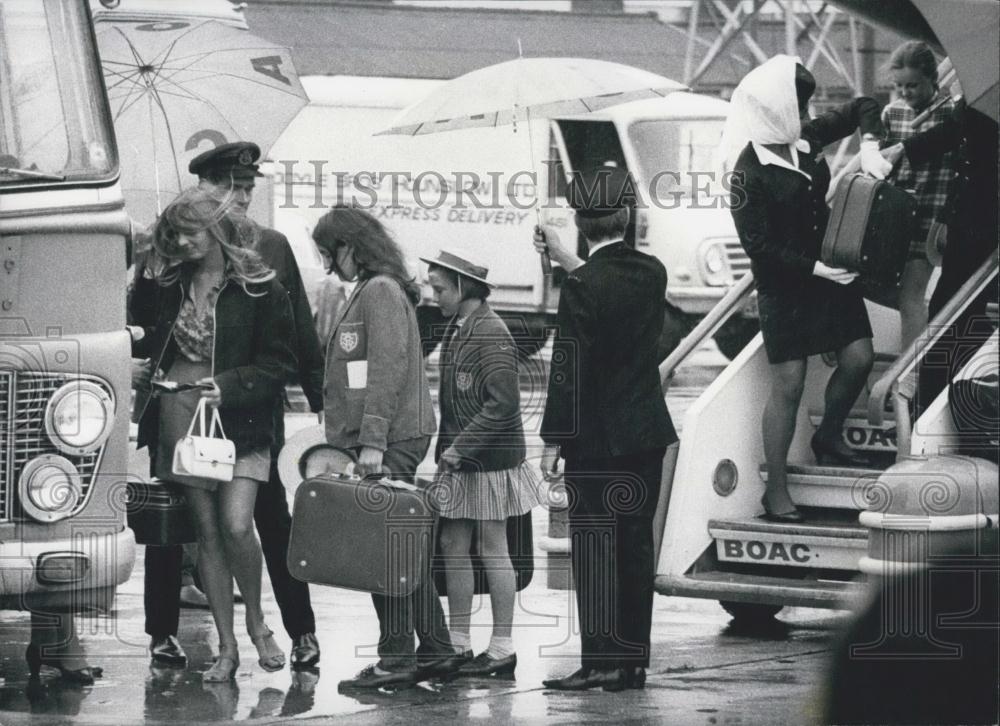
[660,272,757,389]
[867,252,1000,438]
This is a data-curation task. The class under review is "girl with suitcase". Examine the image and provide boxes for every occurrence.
[312,207,457,689]
[882,41,958,350]
[722,56,892,521]
[422,251,545,677]
[132,188,296,681]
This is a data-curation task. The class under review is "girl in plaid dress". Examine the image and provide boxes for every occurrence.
[883,41,957,349]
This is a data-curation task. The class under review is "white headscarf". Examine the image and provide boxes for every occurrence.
[719,55,803,170]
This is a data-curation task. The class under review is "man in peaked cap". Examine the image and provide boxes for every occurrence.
[143,141,324,669]
[534,165,677,692]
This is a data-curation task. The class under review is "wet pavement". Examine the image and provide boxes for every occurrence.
[0,343,855,725]
[0,575,849,725]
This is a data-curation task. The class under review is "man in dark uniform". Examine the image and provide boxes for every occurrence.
[534,166,676,692]
[144,142,323,668]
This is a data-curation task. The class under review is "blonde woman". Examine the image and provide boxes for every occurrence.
[131,188,296,681]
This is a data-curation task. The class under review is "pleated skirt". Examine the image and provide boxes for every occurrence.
[431,460,546,521]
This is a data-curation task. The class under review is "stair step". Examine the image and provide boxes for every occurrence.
[808,409,897,453]
[761,463,884,510]
[656,571,862,609]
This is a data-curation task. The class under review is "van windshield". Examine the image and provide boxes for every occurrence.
[0,0,116,187]
[627,119,727,202]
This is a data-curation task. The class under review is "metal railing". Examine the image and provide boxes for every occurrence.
[659,273,757,389]
[867,251,999,455]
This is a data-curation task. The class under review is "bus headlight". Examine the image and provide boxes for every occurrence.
[45,380,114,456]
[19,455,82,522]
[699,242,730,285]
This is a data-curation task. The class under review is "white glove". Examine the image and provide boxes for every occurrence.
[859,140,892,180]
[813,260,859,285]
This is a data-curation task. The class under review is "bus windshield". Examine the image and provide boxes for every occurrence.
[627,118,727,202]
[0,0,116,187]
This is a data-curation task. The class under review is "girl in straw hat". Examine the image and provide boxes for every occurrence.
[423,250,546,677]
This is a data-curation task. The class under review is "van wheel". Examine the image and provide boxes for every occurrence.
[719,601,783,623]
[658,302,693,362]
[713,316,759,360]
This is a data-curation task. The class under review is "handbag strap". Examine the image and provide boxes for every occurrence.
[207,405,229,441]
[186,397,208,437]
[185,397,230,442]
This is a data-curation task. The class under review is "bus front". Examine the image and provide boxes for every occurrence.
[0,0,135,613]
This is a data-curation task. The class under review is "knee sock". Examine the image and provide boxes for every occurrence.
[451,631,471,654]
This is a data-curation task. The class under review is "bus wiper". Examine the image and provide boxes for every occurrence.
[0,166,66,181]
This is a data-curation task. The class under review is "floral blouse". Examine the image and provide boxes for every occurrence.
[173,283,222,362]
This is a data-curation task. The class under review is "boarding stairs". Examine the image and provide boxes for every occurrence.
[654,255,999,621]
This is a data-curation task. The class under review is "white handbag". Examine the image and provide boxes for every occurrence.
[172,398,236,482]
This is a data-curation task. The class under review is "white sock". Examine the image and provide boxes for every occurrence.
[451,631,471,653]
[486,636,514,659]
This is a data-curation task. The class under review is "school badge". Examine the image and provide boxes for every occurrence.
[456,371,473,392]
[238,148,255,166]
[339,331,359,353]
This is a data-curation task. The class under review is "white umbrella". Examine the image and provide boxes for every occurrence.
[377,57,686,136]
[378,57,687,271]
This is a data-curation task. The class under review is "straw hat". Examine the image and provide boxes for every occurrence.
[419,249,495,287]
[277,425,357,487]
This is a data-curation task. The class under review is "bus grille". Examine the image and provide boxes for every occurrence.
[724,239,751,280]
[0,372,107,523]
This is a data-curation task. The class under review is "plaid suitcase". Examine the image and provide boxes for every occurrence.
[821,173,917,296]
[287,474,435,596]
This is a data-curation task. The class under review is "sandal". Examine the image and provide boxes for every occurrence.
[249,629,285,672]
[204,652,239,683]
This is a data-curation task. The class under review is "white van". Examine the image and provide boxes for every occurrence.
[269,75,757,358]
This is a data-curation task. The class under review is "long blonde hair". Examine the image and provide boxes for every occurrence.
[146,187,274,293]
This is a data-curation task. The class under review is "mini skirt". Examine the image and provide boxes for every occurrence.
[430,460,546,521]
[757,280,873,364]
[154,357,270,491]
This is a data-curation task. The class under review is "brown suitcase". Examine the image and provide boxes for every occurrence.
[287,474,435,596]
[126,479,196,546]
[821,173,917,295]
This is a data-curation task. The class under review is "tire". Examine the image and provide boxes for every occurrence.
[713,316,760,360]
[719,601,783,623]
[658,302,694,363]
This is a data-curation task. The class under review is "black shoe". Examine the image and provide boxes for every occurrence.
[811,433,872,467]
[600,668,627,692]
[338,663,419,690]
[26,643,103,684]
[624,667,646,689]
[290,633,320,669]
[759,495,805,523]
[149,636,187,667]
[543,666,623,691]
[418,650,473,678]
[455,651,517,677]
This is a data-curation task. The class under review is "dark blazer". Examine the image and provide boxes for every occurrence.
[255,226,325,413]
[435,302,526,471]
[902,102,999,310]
[730,98,885,295]
[131,276,298,454]
[541,242,675,461]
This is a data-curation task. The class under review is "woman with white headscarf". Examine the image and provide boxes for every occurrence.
[724,56,892,522]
